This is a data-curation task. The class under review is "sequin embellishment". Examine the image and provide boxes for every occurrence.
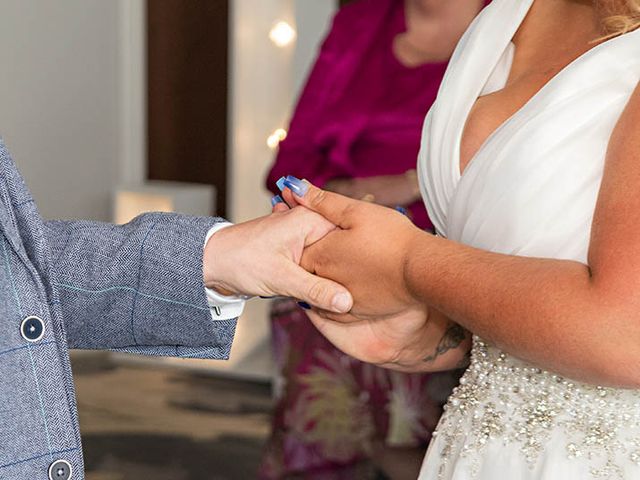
[432,337,640,479]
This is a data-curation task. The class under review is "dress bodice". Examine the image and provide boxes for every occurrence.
[418,0,640,263]
[417,1,640,478]
[432,337,640,478]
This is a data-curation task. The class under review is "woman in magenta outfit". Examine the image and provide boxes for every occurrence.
[262,1,487,478]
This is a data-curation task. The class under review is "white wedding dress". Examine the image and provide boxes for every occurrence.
[416,1,640,478]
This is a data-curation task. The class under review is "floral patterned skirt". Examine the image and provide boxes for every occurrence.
[259,299,461,479]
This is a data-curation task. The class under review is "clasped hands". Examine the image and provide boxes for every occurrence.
[204,176,434,368]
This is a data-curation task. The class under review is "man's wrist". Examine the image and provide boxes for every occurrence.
[203,222,249,298]
[203,222,235,291]
[202,224,253,298]
[203,222,249,319]
[206,280,236,297]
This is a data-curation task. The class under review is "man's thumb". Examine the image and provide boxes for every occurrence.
[284,264,353,313]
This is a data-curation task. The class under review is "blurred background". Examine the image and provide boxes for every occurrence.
[0,1,334,478]
[0,0,336,380]
[0,0,477,478]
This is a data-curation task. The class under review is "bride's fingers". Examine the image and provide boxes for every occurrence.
[271,195,290,213]
[306,310,358,339]
[281,188,299,207]
[306,310,337,344]
[282,177,356,228]
[310,307,361,324]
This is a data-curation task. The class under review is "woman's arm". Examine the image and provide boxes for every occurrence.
[401,83,640,387]
[281,84,640,386]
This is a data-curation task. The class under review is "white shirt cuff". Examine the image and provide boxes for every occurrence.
[204,222,248,320]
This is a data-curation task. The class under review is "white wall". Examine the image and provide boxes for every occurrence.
[217,0,334,380]
[293,0,335,97]
[228,0,334,224]
[0,0,145,221]
[0,0,334,380]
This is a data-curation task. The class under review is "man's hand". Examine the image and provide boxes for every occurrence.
[203,207,353,313]
[280,177,427,318]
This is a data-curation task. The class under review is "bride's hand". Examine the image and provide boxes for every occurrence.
[272,182,470,371]
[278,176,428,319]
[305,306,433,368]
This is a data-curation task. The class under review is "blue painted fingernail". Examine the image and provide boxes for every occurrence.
[271,195,284,206]
[297,301,311,310]
[276,176,287,192]
[283,175,308,197]
[395,206,408,216]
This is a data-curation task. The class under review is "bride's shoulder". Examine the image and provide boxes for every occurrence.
[610,28,640,71]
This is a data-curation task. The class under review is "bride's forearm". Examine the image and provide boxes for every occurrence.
[403,232,640,387]
[286,177,640,383]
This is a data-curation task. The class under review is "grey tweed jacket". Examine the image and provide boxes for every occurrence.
[0,139,237,479]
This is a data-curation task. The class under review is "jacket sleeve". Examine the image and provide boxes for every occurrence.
[43,212,237,360]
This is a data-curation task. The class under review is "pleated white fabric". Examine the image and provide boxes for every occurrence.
[416,1,640,478]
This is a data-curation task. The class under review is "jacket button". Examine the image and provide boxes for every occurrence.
[48,459,72,480]
[20,316,45,342]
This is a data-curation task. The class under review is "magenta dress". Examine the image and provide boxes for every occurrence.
[261,0,480,477]
[265,0,453,230]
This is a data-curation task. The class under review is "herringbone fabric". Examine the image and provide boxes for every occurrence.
[0,138,237,478]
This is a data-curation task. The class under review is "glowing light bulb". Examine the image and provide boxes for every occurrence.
[267,128,288,149]
[269,21,296,47]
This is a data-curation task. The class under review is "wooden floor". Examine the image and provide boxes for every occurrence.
[71,352,272,480]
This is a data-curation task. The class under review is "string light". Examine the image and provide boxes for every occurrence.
[267,128,288,149]
[269,21,296,47]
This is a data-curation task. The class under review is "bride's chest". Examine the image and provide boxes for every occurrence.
[460,83,536,175]
[448,90,629,259]
[419,2,640,249]
[460,61,588,175]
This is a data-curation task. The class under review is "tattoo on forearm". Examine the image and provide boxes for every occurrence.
[423,323,468,363]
